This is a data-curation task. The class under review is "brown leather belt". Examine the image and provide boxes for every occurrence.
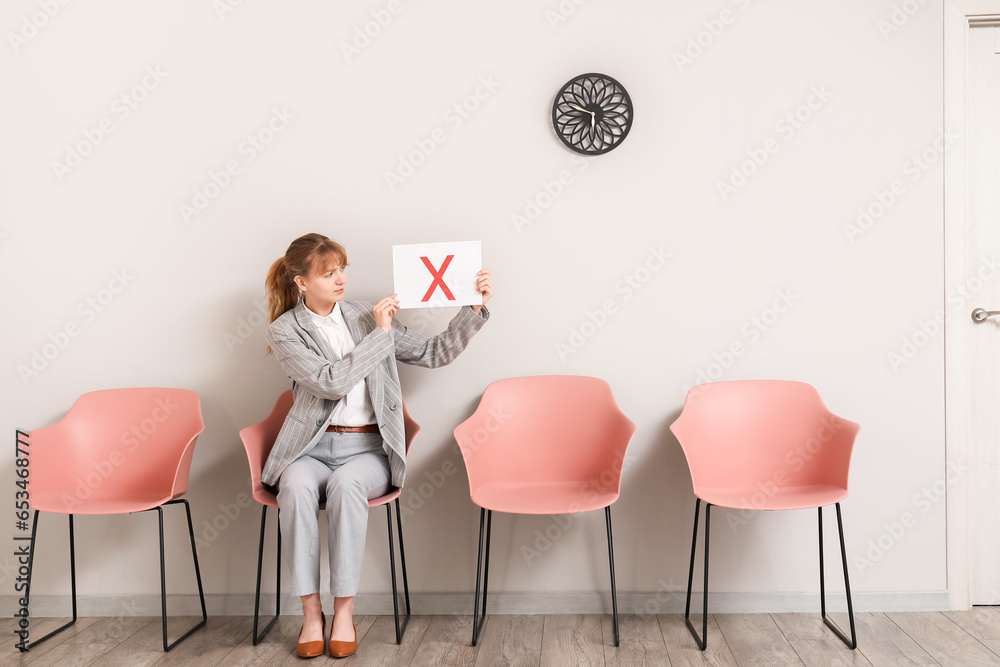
[326,423,379,433]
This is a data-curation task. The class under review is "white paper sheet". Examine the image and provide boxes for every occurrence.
[391,240,483,310]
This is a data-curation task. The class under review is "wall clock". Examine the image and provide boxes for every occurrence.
[552,72,633,155]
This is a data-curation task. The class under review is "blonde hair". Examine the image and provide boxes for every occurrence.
[265,233,347,354]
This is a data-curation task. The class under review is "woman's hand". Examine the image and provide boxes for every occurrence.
[471,269,492,315]
[373,294,399,333]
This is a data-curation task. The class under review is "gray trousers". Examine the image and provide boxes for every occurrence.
[276,431,391,597]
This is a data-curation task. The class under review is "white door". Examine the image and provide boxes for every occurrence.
[965,22,1000,606]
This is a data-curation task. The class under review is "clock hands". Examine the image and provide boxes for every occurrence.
[567,103,597,134]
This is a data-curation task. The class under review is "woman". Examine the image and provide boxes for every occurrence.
[263,233,491,658]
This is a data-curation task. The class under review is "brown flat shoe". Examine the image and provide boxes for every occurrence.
[328,620,357,659]
[296,612,326,659]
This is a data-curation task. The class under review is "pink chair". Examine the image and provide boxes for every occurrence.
[454,376,636,647]
[669,380,861,651]
[23,388,207,653]
[239,390,419,646]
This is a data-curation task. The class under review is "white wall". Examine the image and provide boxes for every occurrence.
[0,0,948,614]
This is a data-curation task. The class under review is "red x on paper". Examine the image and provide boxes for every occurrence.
[420,255,456,302]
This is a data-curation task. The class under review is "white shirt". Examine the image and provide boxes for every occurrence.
[305,301,378,427]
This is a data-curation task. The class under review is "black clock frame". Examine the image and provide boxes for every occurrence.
[552,72,633,155]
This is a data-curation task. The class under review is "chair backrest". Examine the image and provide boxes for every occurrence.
[240,390,420,503]
[453,375,636,493]
[669,380,860,494]
[29,388,205,513]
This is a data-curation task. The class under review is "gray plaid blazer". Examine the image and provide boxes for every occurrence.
[262,298,489,488]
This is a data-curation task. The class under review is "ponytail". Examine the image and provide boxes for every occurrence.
[266,256,300,322]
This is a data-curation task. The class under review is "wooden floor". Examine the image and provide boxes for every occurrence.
[3,610,1000,666]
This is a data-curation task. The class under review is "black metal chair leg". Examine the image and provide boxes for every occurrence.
[471,508,491,646]
[386,502,410,644]
[253,505,280,645]
[181,500,208,623]
[819,503,857,649]
[395,498,411,615]
[684,499,710,651]
[386,499,410,643]
[156,500,208,651]
[605,505,620,647]
[21,511,78,652]
[276,514,281,621]
[481,509,493,621]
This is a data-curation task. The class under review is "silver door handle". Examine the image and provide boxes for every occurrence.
[971,308,1000,323]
